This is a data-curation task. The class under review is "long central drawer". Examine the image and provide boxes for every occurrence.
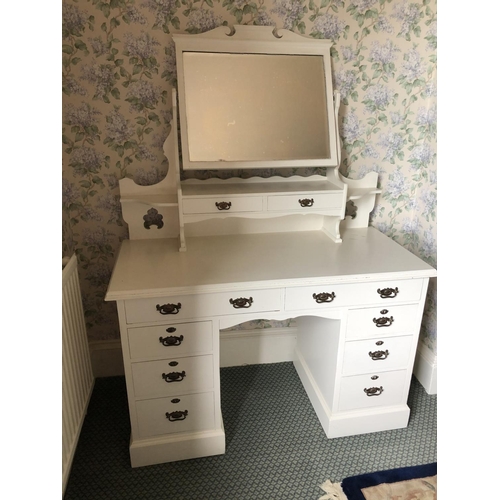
[125,288,282,324]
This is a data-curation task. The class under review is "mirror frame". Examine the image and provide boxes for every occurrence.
[173,25,339,171]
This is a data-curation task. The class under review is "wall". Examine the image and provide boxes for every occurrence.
[62,0,437,355]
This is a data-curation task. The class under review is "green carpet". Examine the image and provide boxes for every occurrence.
[64,362,437,499]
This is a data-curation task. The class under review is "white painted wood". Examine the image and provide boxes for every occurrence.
[413,341,437,395]
[339,171,381,230]
[181,175,344,195]
[106,228,436,301]
[180,175,346,222]
[182,213,326,238]
[128,321,212,360]
[293,347,334,435]
[338,370,408,412]
[114,297,225,467]
[136,392,215,439]
[183,195,263,214]
[342,335,414,376]
[131,355,214,399]
[129,428,226,467]
[105,25,438,467]
[327,406,410,438]
[115,301,142,440]
[220,327,297,367]
[294,349,410,438]
[114,27,392,249]
[285,279,423,312]
[267,192,342,212]
[117,90,181,243]
[295,316,343,411]
[124,288,283,324]
[106,224,436,465]
[345,304,422,339]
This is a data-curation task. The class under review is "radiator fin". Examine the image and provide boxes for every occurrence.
[62,254,94,495]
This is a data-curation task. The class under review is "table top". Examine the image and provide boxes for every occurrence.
[105,227,437,301]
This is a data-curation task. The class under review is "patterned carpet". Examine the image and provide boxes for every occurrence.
[64,362,437,500]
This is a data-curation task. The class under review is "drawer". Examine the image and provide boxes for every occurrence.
[124,288,282,324]
[285,279,423,312]
[132,355,214,399]
[345,304,421,340]
[136,392,215,439]
[267,192,343,212]
[342,335,414,376]
[128,321,213,360]
[338,370,407,412]
[182,196,263,214]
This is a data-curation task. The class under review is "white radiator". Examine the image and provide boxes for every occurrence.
[62,254,94,495]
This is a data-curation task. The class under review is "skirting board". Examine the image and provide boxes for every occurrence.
[90,340,125,378]
[130,427,226,467]
[90,327,297,377]
[412,341,437,395]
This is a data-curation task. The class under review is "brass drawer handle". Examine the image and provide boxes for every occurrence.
[369,350,389,360]
[162,371,186,383]
[159,334,184,347]
[377,287,399,299]
[313,292,335,303]
[215,201,232,210]
[166,410,188,421]
[298,198,314,207]
[373,316,394,327]
[230,297,253,308]
[156,303,181,315]
[364,386,384,397]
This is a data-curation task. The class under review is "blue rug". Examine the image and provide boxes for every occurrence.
[320,462,437,499]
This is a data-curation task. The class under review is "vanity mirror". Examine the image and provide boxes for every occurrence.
[118,25,381,251]
[178,47,335,168]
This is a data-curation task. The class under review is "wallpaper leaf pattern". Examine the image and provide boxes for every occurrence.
[62,0,437,354]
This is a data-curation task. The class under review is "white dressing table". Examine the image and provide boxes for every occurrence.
[105,26,437,467]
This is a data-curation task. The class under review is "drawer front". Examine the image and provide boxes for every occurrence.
[182,196,263,214]
[128,321,213,360]
[342,335,414,376]
[132,355,214,399]
[125,289,282,324]
[136,392,215,439]
[338,370,407,412]
[267,193,343,212]
[346,304,421,340]
[285,279,423,312]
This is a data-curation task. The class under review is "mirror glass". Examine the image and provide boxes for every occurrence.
[182,52,330,164]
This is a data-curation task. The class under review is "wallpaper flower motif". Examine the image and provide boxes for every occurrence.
[62,0,437,355]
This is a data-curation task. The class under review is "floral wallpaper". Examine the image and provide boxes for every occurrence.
[62,0,437,355]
